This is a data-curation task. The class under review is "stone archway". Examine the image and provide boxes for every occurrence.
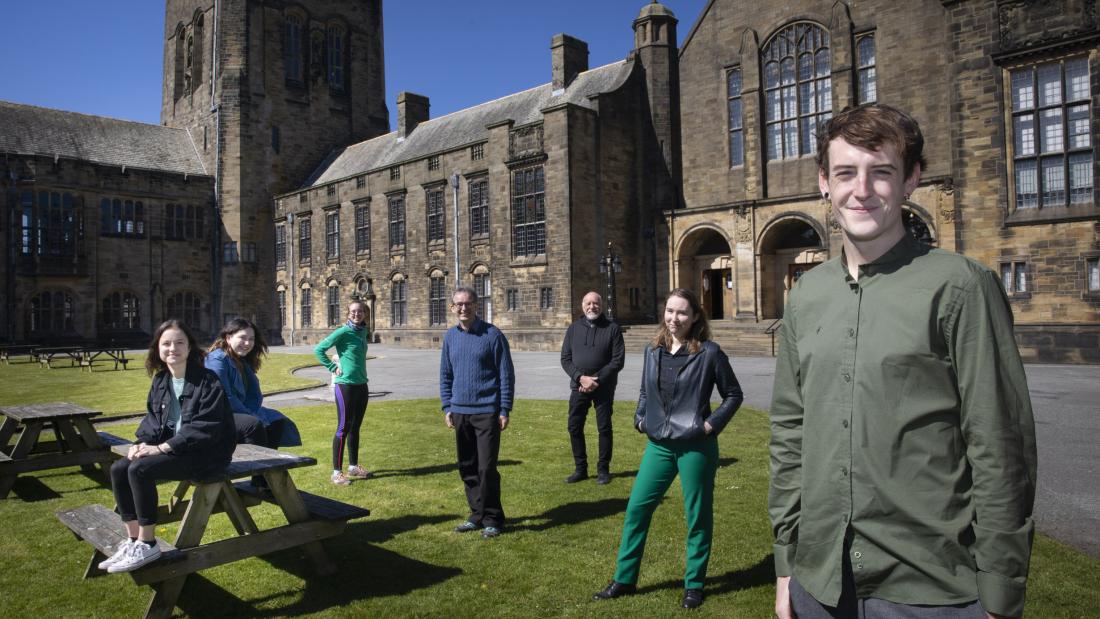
[676,226,733,320]
[758,215,826,319]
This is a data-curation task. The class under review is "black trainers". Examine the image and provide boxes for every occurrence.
[596,471,611,485]
[565,470,589,483]
[682,588,704,609]
[593,581,636,601]
[453,520,480,533]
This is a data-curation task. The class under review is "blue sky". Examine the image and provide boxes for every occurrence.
[0,1,707,128]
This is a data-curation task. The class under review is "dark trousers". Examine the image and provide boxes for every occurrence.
[333,382,369,469]
[234,413,268,447]
[110,452,208,526]
[567,387,614,472]
[789,550,986,618]
[454,412,504,528]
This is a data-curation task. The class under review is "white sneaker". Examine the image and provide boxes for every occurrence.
[97,539,135,570]
[107,540,162,573]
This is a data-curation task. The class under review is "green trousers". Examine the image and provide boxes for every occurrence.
[613,437,719,589]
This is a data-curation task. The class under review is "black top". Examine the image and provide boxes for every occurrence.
[560,314,625,391]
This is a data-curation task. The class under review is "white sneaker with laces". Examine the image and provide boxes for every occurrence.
[97,539,135,570]
[107,540,162,573]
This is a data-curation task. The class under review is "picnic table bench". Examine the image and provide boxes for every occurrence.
[0,402,111,498]
[35,346,85,369]
[0,344,39,364]
[57,441,369,619]
[78,347,130,371]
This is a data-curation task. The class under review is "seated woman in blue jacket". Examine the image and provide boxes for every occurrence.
[593,288,743,610]
[205,317,301,452]
[98,320,236,574]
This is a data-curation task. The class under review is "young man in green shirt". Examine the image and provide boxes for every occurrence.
[769,104,1037,619]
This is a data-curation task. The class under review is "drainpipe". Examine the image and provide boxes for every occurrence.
[450,172,460,284]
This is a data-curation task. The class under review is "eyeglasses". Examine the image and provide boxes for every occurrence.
[452,302,475,308]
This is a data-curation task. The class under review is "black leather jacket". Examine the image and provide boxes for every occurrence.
[136,360,236,475]
[634,341,743,441]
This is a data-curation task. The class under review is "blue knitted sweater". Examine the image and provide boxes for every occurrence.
[439,318,515,416]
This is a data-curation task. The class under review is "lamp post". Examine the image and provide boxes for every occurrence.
[598,242,622,320]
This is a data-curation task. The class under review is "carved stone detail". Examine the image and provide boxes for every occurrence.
[509,124,544,160]
[998,0,1098,50]
[940,207,956,223]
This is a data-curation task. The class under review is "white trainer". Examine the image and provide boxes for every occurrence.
[107,540,162,573]
[97,539,135,570]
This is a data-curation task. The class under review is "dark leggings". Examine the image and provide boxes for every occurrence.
[110,452,209,526]
[235,414,289,449]
[333,382,368,470]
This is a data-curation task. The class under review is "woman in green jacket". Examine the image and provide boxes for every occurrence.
[314,299,371,486]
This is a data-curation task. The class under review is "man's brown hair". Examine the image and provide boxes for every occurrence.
[815,104,927,180]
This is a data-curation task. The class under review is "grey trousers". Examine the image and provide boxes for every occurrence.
[790,571,986,619]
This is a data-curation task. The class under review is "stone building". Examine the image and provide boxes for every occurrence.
[1,0,388,343]
[274,7,681,349]
[670,0,1100,362]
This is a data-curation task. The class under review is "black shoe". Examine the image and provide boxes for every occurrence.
[596,471,611,485]
[681,588,704,609]
[453,520,480,533]
[565,470,589,483]
[593,581,636,601]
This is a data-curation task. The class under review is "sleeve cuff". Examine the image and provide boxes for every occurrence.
[773,542,796,577]
[976,570,1027,618]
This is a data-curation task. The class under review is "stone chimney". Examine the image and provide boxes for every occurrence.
[397,92,430,138]
[551,34,588,91]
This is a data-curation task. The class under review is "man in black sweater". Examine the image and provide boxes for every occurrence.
[560,291,626,485]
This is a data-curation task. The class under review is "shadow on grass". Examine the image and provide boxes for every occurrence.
[9,476,63,501]
[636,553,775,595]
[370,459,522,479]
[175,513,465,617]
[510,497,634,531]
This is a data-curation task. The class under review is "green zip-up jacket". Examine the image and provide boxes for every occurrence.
[768,235,1037,618]
[314,324,369,385]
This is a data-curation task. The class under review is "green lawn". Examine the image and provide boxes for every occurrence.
[0,353,322,416]
[0,396,1097,617]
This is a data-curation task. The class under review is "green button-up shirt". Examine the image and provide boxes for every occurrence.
[768,235,1037,617]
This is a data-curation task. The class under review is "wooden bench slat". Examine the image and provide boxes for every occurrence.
[233,481,370,521]
[0,451,10,463]
[56,504,177,557]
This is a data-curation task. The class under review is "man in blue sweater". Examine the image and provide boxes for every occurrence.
[440,286,515,539]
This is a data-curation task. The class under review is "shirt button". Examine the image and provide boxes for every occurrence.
[842,419,849,428]
[841,466,848,476]
[848,328,855,337]
[843,373,851,382]
[856,563,863,569]
[853,551,862,559]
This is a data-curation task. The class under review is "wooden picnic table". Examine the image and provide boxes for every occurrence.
[35,346,85,369]
[0,344,39,364]
[57,442,370,619]
[78,347,131,371]
[0,402,111,498]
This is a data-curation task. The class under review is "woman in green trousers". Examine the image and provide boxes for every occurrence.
[593,288,743,610]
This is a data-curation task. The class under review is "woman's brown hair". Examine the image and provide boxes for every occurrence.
[209,317,269,372]
[650,288,711,354]
[145,319,204,376]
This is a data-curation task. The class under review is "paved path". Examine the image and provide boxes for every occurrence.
[269,345,1099,559]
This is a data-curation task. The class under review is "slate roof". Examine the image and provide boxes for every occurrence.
[303,59,635,188]
[0,100,208,177]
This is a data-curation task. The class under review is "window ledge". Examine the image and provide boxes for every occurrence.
[1007,292,1032,301]
[510,254,547,268]
[1083,291,1100,301]
[326,257,340,264]
[1005,204,1100,226]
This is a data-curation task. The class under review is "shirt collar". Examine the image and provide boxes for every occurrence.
[457,317,482,333]
[840,234,925,282]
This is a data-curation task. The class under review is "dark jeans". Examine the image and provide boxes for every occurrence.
[234,413,268,446]
[454,412,504,528]
[333,383,369,469]
[567,387,614,473]
[789,550,986,618]
[110,452,211,526]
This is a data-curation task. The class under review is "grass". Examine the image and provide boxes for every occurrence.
[0,353,322,416]
[1,396,1098,616]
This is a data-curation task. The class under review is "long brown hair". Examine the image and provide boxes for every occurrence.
[145,319,204,376]
[650,288,711,355]
[209,317,268,372]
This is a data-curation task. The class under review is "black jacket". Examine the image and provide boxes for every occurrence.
[560,315,625,392]
[634,341,743,441]
[136,360,236,475]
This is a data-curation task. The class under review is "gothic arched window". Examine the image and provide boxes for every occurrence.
[762,22,832,160]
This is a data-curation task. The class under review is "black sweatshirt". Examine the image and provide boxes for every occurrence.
[560,314,625,392]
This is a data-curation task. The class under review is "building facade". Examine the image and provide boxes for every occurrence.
[670,0,1100,362]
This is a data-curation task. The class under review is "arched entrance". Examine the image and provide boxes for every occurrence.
[759,215,826,318]
[676,227,733,320]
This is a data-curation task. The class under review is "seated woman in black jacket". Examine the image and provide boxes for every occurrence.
[593,288,743,610]
[98,319,236,574]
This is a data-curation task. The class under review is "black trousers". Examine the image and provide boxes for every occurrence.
[567,386,614,472]
[333,383,369,469]
[110,452,211,526]
[453,412,504,528]
[233,413,268,447]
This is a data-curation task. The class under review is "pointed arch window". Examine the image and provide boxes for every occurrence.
[166,292,203,330]
[29,291,74,333]
[284,13,305,83]
[762,22,832,160]
[102,291,141,331]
